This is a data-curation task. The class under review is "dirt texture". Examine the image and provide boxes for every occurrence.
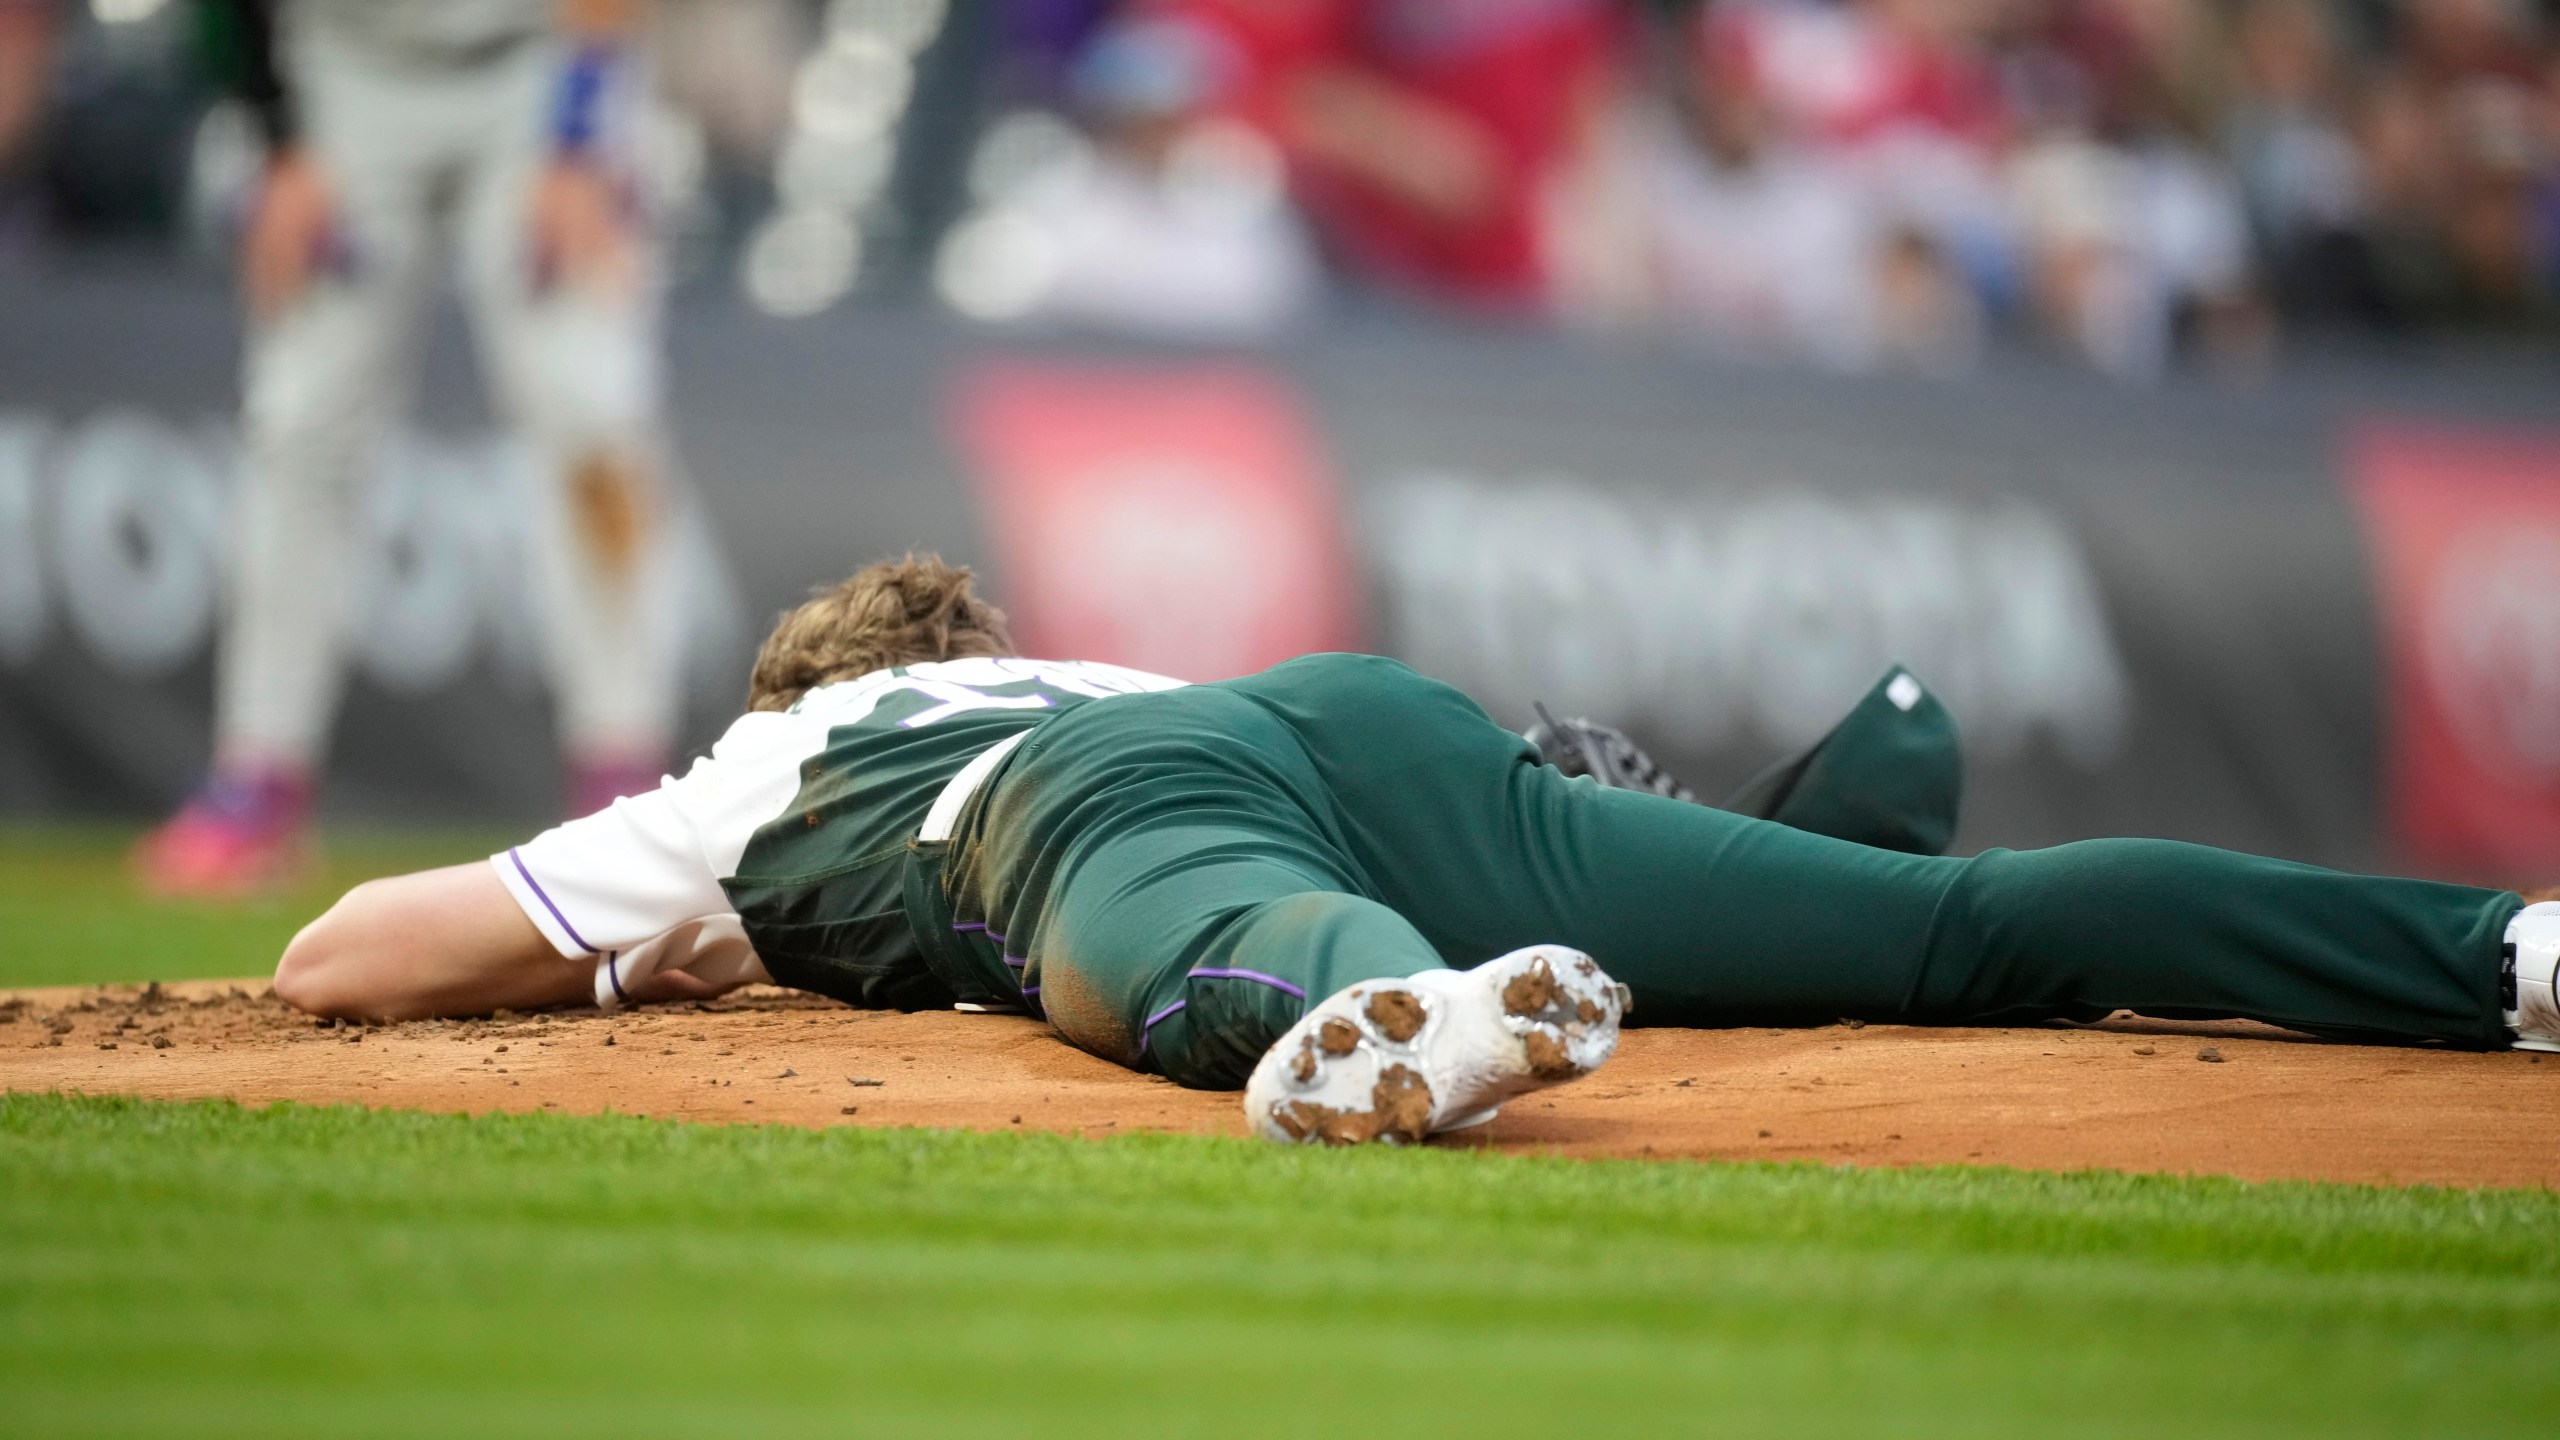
[5,980,2555,1189]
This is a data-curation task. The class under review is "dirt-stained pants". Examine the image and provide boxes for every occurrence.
[943,654,2514,1090]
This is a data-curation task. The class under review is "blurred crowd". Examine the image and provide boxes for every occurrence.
[962,0,2560,374]
[3,0,2556,377]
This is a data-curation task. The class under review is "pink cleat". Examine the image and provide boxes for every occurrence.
[132,768,312,899]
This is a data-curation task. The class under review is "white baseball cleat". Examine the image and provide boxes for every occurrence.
[2506,902,2560,1052]
[1244,944,1629,1145]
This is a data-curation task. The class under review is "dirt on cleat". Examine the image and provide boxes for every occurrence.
[1273,1065,1435,1146]
[1521,1030,1579,1079]
[1243,946,1627,1147]
[1365,990,1426,1041]
[1501,961,1559,1017]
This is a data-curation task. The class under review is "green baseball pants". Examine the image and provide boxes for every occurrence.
[934,654,2517,1090]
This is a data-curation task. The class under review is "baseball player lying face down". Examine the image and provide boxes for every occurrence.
[273,556,2560,1145]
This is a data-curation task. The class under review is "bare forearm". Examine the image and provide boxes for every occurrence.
[275,863,589,1021]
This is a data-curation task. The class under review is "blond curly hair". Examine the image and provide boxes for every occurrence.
[746,554,1017,712]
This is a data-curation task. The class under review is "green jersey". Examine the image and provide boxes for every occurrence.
[492,658,1187,1011]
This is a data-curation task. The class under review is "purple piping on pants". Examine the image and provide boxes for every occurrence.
[1186,967,1306,999]
[1137,998,1188,1056]
[602,951,628,1004]
[952,922,1010,946]
[508,848,599,954]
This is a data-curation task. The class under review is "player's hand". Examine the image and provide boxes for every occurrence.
[528,156,639,299]
[241,147,339,322]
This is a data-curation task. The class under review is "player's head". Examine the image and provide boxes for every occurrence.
[747,553,1017,711]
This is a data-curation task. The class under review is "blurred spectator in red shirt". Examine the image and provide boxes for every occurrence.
[1152,0,1623,311]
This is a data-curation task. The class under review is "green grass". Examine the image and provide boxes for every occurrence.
[6,822,2554,1434]
[0,824,514,990]
[3,1092,2554,1438]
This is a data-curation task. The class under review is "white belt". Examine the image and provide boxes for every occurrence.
[918,730,1032,843]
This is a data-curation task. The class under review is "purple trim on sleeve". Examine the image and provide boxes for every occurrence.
[1003,955,1027,969]
[1186,967,1306,999]
[508,848,599,955]
[1020,984,1040,996]
[951,922,986,933]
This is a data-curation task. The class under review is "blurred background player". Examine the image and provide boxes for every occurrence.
[0,0,56,252]
[136,0,686,896]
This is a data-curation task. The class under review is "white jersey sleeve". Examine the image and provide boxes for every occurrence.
[489,657,1190,1009]
[491,707,839,1007]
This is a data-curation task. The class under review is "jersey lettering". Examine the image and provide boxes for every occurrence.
[895,679,1053,729]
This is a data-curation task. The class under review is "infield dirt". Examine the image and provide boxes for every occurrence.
[6,978,2552,1189]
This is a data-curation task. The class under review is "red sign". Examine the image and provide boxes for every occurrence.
[950,362,1363,681]
[2353,423,2560,880]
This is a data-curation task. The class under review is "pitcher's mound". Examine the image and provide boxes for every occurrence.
[5,980,2552,1189]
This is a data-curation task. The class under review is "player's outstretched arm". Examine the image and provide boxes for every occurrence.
[274,863,591,1022]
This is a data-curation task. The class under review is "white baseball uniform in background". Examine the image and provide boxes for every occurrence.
[221,0,682,777]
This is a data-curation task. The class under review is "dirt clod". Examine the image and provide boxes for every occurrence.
[1364,990,1426,1043]
[2133,1045,2157,1056]
[1317,1018,1361,1056]
[1501,962,1558,1018]
[150,1035,171,1049]
[603,1035,615,1046]
[1290,1040,1318,1084]
[1522,1029,1578,1079]
[846,1076,884,1087]
[1370,1064,1434,1143]
[2197,1046,2226,1063]
[1268,1100,1324,1142]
